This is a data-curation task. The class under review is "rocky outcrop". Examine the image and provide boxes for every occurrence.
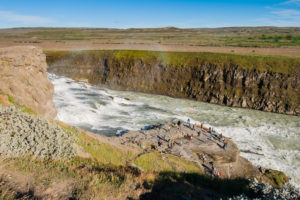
[47,50,300,116]
[233,178,300,200]
[113,121,290,188]
[0,46,57,119]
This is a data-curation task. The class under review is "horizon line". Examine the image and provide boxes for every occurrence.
[1,26,300,30]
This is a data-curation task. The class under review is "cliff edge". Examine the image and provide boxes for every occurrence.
[46,50,300,116]
[0,46,57,119]
[0,47,298,199]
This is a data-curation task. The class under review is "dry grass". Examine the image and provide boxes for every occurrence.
[1,157,140,199]
[1,27,300,57]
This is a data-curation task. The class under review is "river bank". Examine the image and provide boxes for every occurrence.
[0,46,299,199]
[49,73,300,189]
[1,102,299,199]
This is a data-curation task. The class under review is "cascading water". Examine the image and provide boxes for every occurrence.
[48,73,300,188]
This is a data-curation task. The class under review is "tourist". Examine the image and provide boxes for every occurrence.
[190,136,192,142]
[198,131,201,137]
[187,118,191,127]
[219,171,222,179]
[223,140,228,149]
[201,123,203,128]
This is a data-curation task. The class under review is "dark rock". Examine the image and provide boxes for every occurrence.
[46,52,300,116]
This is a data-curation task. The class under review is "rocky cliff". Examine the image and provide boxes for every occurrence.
[47,50,300,116]
[0,46,57,119]
[0,47,298,199]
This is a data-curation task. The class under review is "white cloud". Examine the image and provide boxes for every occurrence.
[272,9,300,20]
[252,7,300,26]
[281,0,300,6]
[0,11,54,24]
[251,17,300,26]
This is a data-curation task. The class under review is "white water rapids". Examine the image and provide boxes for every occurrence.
[48,73,300,188]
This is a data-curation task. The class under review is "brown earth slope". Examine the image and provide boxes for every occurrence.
[0,46,57,119]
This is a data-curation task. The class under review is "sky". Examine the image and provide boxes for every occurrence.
[0,0,300,28]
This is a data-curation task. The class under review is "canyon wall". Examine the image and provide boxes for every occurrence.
[46,50,300,116]
[0,46,57,119]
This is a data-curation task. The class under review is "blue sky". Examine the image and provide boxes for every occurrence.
[0,0,299,28]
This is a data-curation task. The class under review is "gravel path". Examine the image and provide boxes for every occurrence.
[0,106,76,159]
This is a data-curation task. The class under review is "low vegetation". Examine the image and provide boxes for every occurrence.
[0,98,254,199]
[66,125,137,166]
[1,93,36,115]
[0,91,294,199]
[46,49,300,75]
[1,157,140,199]
[133,152,202,173]
[1,27,300,48]
[265,170,289,188]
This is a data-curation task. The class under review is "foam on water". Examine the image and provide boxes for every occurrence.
[49,73,300,188]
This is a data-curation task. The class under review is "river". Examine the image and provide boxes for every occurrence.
[48,73,300,188]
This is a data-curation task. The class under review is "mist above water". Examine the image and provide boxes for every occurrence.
[49,73,300,188]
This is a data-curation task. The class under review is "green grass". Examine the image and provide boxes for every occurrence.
[133,152,203,173]
[3,94,36,115]
[46,49,300,75]
[165,154,202,172]
[265,170,289,188]
[76,132,136,165]
[62,124,202,173]
[133,152,174,172]
[3,27,300,48]
[7,94,15,104]
[59,124,137,166]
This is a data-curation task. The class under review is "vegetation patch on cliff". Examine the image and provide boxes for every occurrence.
[46,49,300,74]
[133,152,202,173]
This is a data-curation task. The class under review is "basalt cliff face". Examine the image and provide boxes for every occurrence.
[0,46,57,119]
[46,50,300,116]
